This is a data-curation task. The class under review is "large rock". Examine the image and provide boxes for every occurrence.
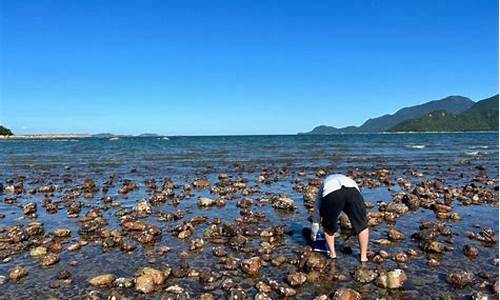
[446,270,475,288]
[241,257,262,275]
[332,287,361,300]
[376,269,407,289]
[89,274,115,287]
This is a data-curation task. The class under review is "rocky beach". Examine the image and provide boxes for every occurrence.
[0,133,498,299]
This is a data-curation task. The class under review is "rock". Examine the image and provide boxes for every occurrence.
[393,252,408,264]
[0,275,7,285]
[278,286,297,297]
[198,197,216,207]
[135,274,155,294]
[388,228,405,241]
[89,274,115,287]
[114,277,134,288]
[332,287,361,300]
[199,293,215,300]
[241,257,262,275]
[472,291,489,300]
[255,293,272,300]
[385,203,409,215]
[313,295,329,300]
[9,265,28,282]
[133,199,152,214]
[354,267,378,283]
[40,253,60,266]
[140,267,166,285]
[421,240,443,253]
[30,246,48,257]
[272,196,296,210]
[376,269,407,289]
[190,238,205,251]
[287,271,307,287]
[446,270,475,288]
[493,280,499,294]
[165,284,185,294]
[301,251,327,272]
[464,244,479,257]
[53,228,71,238]
[256,281,272,293]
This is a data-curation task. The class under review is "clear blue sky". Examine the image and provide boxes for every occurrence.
[1,0,498,135]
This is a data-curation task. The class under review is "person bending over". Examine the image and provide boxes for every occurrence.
[311,174,369,262]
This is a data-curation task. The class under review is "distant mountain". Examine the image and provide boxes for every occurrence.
[0,125,13,136]
[138,133,160,137]
[389,95,498,132]
[300,95,475,134]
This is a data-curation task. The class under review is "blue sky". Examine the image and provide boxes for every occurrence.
[1,0,498,135]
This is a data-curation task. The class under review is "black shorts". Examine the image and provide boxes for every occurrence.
[319,187,368,235]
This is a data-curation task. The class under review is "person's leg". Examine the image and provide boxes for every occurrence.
[320,190,345,259]
[344,188,369,262]
[324,230,337,258]
[358,227,369,262]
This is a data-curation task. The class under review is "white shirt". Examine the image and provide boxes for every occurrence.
[313,174,359,223]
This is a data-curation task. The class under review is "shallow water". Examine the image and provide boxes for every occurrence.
[0,133,498,299]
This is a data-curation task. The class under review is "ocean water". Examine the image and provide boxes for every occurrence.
[0,132,498,299]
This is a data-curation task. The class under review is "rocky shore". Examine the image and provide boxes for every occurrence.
[0,157,498,299]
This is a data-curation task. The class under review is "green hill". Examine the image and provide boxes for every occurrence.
[388,95,498,132]
[0,125,13,136]
[300,95,474,134]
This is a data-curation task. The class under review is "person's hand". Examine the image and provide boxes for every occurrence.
[311,222,319,241]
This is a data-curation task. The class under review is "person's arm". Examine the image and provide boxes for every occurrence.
[311,184,323,240]
[312,184,322,223]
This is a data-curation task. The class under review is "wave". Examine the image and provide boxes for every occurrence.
[406,144,425,149]
[465,151,480,156]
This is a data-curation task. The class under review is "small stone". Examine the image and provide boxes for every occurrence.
[198,197,216,207]
[463,244,479,257]
[241,257,262,275]
[9,266,28,282]
[30,246,48,257]
[53,228,71,238]
[472,291,489,300]
[354,268,378,283]
[89,274,115,287]
[446,270,475,288]
[376,269,407,289]
[133,199,152,214]
[332,287,361,300]
[388,228,405,241]
[165,284,184,294]
[40,253,60,266]
[287,271,307,287]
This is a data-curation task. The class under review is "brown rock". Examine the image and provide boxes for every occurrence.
[463,244,479,257]
[89,274,115,287]
[287,271,307,287]
[446,270,474,288]
[241,257,262,275]
[9,265,28,282]
[332,287,361,300]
